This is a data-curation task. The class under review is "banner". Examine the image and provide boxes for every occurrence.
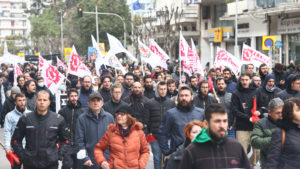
[179,32,193,76]
[56,56,64,68]
[138,40,162,69]
[149,39,169,69]
[191,39,204,76]
[107,33,137,62]
[214,47,241,76]
[68,45,91,78]
[13,64,23,86]
[106,53,127,75]
[242,44,270,67]
[92,35,108,66]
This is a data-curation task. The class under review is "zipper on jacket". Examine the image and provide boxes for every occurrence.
[71,108,74,145]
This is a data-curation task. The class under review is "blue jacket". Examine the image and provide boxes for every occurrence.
[4,108,30,150]
[158,105,204,155]
[225,80,237,93]
[75,108,114,165]
[78,87,96,111]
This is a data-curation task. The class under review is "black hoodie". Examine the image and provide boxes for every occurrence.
[231,81,258,131]
[276,74,300,101]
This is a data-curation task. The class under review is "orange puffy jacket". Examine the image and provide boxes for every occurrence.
[94,122,150,169]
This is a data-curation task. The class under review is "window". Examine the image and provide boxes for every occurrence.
[23,21,26,27]
[11,30,15,35]
[23,30,26,35]
[214,4,234,27]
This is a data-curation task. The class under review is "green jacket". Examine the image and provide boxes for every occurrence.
[250,116,278,169]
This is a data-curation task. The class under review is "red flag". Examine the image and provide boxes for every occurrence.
[146,134,157,143]
[56,56,64,68]
[68,46,91,78]
[251,97,260,123]
[6,150,19,167]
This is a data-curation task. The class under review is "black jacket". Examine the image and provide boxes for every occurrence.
[166,140,191,169]
[144,96,175,137]
[231,82,258,131]
[266,121,300,169]
[1,95,15,125]
[167,90,178,99]
[179,137,251,169]
[144,86,155,99]
[102,99,129,117]
[124,93,149,123]
[276,74,300,101]
[58,101,84,145]
[121,83,131,100]
[99,88,111,103]
[25,92,37,112]
[273,70,288,90]
[193,93,218,110]
[11,111,71,168]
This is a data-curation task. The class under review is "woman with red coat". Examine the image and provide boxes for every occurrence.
[94,106,150,169]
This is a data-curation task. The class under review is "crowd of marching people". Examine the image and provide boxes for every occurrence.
[0,59,300,169]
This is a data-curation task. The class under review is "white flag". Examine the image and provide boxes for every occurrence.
[107,33,137,62]
[91,35,108,66]
[14,64,23,86]
[3,41,9,56]
[191,39,204,76]
[179,32,193,76]
[41,63,65,94]
[138,40,161,69]
[68,45,91,78]
[149,39,169,69]
[242,44,270,67]
[214,47,242,76]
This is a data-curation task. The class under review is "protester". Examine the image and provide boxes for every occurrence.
[273,63,288,90]
[36,76,56,112]
[276,74,300,101]
[11,91,71,169]
[24,80,37,111]
[166,79,178,99]
[259,64,269,84]
[75,92,114,169]
[78,75,95,111]
[121,72,135,99]
[251,98,284,169]
[189,75,199,95]
[4,93,30,169]
[103,83,129,116]
[94,105,150,169]
[99,75,112,103]
[193,80,217,109]
[59,88,85,169]
[16,75,26,93]
[144,81,175,169]
[266,97,300,169]
[166,120,204,169]
[246,64,255,77]
[143,75,155,99]
[223,68,237,93]
[253,76,262,87]
[179,104,251,169]
[158,86,204,157]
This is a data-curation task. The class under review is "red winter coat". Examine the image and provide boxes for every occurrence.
[94,122,150,169]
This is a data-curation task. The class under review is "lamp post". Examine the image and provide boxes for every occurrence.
[235,0,239,59]
[60,10,64,60]
[95,0,99,43]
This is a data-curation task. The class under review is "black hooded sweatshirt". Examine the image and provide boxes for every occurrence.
[276,74,300,101]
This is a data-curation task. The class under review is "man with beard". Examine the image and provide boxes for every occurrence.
[179,104,250,169]
[24,80,37,111]
[193,80,218,110]
[4,93,30,169]
[79,76,95,111]
[171,66,182,84]
[276,74,300,101]
[59,89,85,169]
[144,82,176,169]
[143,75,155,99]
[99,76,112,103]
[259,64,269,84]
[123,82,149,123]
[189,76,199,95]
[223,68,237,93]
[121,72,134,99]
[232,72,261,166]
[214,78,235,138]
[273,63,288,90]
[103,83,129,116]
[158,86,204,157]
[216,68,222,78]
[166,79,178,99]
[207,68,216,92]
[253,76,262,87]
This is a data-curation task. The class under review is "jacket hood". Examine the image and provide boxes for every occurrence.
[192,128,226,144]
[286,74,298,93]
[262,74,276,88]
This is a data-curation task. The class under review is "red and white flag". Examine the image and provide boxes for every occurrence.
[149,39,169,69]
[56,56,64,68]
[191,39,204,76]
[242,44,270,67]
[214,47,242,76]
[39,55,46,71]
[179,32,193,76]
[68,45,91,78]
[138,40,162,69]
[13,64,23,86]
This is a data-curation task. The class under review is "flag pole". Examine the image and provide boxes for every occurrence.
[179,31,182,84]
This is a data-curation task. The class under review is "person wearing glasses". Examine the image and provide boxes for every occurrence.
[193,80,217,110]
[79,76,96,111]
[253,76,262,87]
[103,83,129,117]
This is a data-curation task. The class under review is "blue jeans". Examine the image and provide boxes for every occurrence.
[228,129,236,139]
[151,141,162,169]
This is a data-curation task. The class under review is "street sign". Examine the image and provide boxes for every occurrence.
[262,36,276,50]
[214,27,223,43]
[64,48,72,62]
[88,46,96,60]
[275,41,283,49]
[18,53,24,57]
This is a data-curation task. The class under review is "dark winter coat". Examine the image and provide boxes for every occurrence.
[276,74,300,101]
[158,104,204,155]
[102,99,129,117]
[144,86,155,99]
[121,83,131,100]
[166,140,191,169]
[251,116,278,169]
[99,88,111,103]
[167,90,178,99]
[58,101,85,145]
[272,70,288,90]
[11,111,71,168]
[231,82,258,131]
[225,79,237,93]
[193,93,218,110]
[257,74,282,114]
[144,96,175,138]
[266,121,300,169]
[179,128,251,169]
[1,95,15,125]
[216,91,234,127]
[25,92,37,112]
[123,93,149,123]
[78,87,95,111]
